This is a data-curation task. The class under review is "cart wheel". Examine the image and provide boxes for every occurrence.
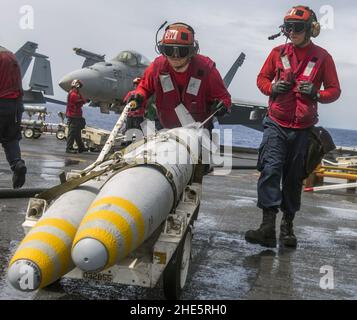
[56,130,65,140]
[24,128,34,139]
[163,229,192,300]
[33,130,41,139]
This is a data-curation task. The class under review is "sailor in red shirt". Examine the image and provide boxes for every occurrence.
[128,22,231,130]
[123,77,145,131]
[245,6,341,248]
[65,79,88,153]
[0,45,27,189]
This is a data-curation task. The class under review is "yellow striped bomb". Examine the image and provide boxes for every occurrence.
[71,127,201,272]
[7,180,103,291]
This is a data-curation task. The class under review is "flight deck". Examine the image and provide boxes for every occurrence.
[0,134,356,300]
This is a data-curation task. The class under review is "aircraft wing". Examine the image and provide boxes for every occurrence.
[73,48,105,68]
[44,97,67,106]
[22,91,66,106]
[22,90,46,104]
[217,99,268,132]
[231,98,268,109]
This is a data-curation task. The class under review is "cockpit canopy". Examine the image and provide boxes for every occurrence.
[111,50,150,67]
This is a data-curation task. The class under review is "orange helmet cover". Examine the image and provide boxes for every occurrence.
[284,6,312,22]
[161,24,194,46]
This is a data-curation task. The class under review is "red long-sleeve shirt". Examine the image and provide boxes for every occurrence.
[137,61,231,109]
[66,89,86,118]
[0,47,22,99]
[257,42,341,104]
[134,55,231,128]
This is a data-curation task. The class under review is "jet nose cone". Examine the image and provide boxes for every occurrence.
[58,69,98,99]
[58,75,72,92]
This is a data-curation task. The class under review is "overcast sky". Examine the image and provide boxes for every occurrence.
[1,0,356,129]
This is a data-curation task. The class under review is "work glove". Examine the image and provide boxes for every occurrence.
[128,93,144,111]
[216,105,229,117]
[271,80,293,98]
[211,100,229,117]
[298,81,318,100]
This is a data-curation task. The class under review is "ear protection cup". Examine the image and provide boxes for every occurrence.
[192,40,199,54]
[311,21,321,37]
[309,9,321,38]
[304,6,321,38]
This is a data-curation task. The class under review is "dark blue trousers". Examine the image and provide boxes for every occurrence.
[257,116,310,216]
[0,110,23,171]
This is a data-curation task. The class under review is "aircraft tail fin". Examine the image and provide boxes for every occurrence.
[223,52,246,89]
[15,41,38,78]
[29,56,54,95]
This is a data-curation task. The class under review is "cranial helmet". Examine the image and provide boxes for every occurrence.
[71,79,83,89]
[133,77,141,85]
[158,22,199,58]
[284,5,321,38]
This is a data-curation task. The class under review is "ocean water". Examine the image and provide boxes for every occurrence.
[41,103,357,149]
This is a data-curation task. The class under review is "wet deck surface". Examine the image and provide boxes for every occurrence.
[1,134,357,300]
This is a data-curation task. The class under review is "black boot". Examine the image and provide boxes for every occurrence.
[12,160,27,189]
[245,209,277,248]
[279,213,297,248]
[78,147,89,153]
[66,148,77,154]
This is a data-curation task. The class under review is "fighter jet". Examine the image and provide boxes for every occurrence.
[59,48,267,130]
[59,48,150,114]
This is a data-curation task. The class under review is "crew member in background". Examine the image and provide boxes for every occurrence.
[128,22,231,131]
[124,77,145,130]
[245,6,341,248]
[0,45,27,189]
[65,79,88,153]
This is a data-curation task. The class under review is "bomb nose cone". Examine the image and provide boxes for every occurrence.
[7,260,41,292]
[72,239,108,272]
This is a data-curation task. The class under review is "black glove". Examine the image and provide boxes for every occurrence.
[216,105,229,117]
[298,81,318,100]
[271,80,293,98]
[128,93,144,111]
[211,100,229,117]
